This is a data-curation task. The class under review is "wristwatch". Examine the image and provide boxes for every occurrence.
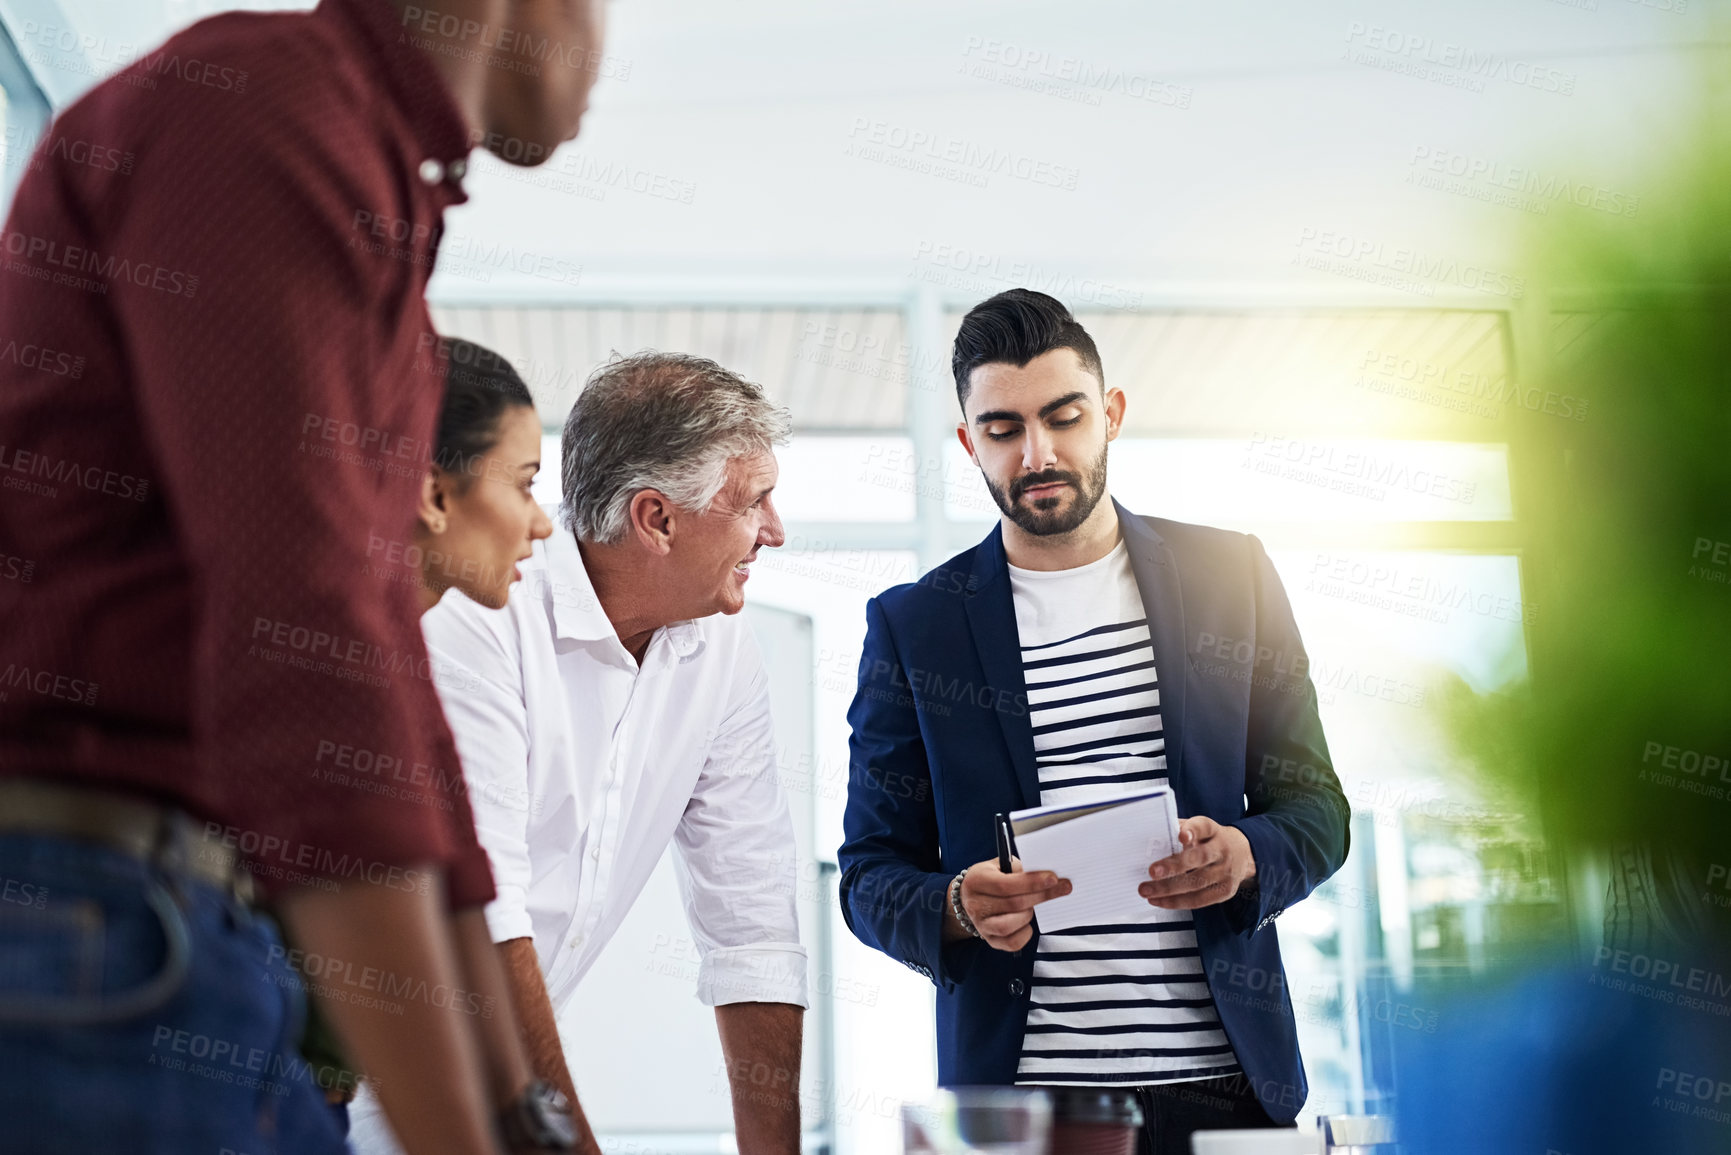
[498,1079,577,1151]
[949,869,983,938]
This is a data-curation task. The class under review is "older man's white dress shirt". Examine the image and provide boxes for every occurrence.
[421,525,808,1015]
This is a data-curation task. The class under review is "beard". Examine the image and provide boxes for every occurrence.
[983,441,1110,537]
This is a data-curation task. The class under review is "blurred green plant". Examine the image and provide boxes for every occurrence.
[1440,98,1731,941]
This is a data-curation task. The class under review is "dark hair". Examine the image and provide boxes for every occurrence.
[433,337,536,483]
[951,289,1104,409]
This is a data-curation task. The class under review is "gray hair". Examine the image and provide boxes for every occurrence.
[560,351,792,544]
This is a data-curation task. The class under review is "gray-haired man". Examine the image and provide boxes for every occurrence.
[419,353,806,1151]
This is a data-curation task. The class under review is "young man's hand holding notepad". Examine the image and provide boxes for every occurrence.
[1008,786,1183,932]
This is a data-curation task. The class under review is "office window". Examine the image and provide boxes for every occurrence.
[1267,548,1542,1114]
[776,437,919,523]
[944,437,1513,526]
[0,15,51,212]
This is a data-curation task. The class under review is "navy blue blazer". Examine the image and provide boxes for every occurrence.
[837,502,1350,1123]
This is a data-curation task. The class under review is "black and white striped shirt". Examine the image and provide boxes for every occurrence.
[1009,540,1240,1086]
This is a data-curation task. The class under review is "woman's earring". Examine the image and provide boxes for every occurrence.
[429,516,447,534]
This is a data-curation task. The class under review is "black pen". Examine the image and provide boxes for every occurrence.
[995,812,1014,874]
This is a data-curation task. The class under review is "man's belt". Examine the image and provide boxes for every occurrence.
[0,777,252,901]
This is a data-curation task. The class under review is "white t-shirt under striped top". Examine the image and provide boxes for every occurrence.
[1009,539,1240,1087]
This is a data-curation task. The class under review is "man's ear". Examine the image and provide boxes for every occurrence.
[956,422,979,466]
[626,489,676,556]
[1103,387,1127,442]
[417,469,449,533]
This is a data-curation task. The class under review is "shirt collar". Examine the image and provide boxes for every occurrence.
[664,620,704,660]
[544,530,707,662]
[317,0,474,196]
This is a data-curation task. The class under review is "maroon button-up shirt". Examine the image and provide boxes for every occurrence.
[0,0,494,907]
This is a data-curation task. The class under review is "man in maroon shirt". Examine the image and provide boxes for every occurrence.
[0,1,602,1151]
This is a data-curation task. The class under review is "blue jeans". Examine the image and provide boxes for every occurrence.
[0,832,348,1154]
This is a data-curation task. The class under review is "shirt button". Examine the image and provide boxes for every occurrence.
[589,846,600,860]
[418,158,444,185]
[569,936,582,949]
[1008,979,1025,997]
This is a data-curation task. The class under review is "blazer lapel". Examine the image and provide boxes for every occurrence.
[962,525,1043,811]
[1116,501,1189,798]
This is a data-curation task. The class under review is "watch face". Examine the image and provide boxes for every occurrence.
[540,1082,573,1117]
[529,1084,577,1148]
[503,1082,577,1150]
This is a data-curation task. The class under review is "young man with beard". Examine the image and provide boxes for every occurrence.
[838,290,1350,1155]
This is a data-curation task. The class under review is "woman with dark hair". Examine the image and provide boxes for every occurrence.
[319,338,591,1154]
[413,337,555,611]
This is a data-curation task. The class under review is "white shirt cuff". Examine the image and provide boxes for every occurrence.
[696,943,809,1008]
[483,886,535,945]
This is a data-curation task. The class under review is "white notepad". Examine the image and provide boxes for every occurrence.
[1009,786,1182,932]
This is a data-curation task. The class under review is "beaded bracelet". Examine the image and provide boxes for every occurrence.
[949,868,983,938]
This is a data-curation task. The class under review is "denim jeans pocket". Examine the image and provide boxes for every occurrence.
[0,843,192,1027]
[0,897,106,1000]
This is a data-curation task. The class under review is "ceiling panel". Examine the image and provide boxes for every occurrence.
[432,304,1516,438]
[430,304,909,429]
